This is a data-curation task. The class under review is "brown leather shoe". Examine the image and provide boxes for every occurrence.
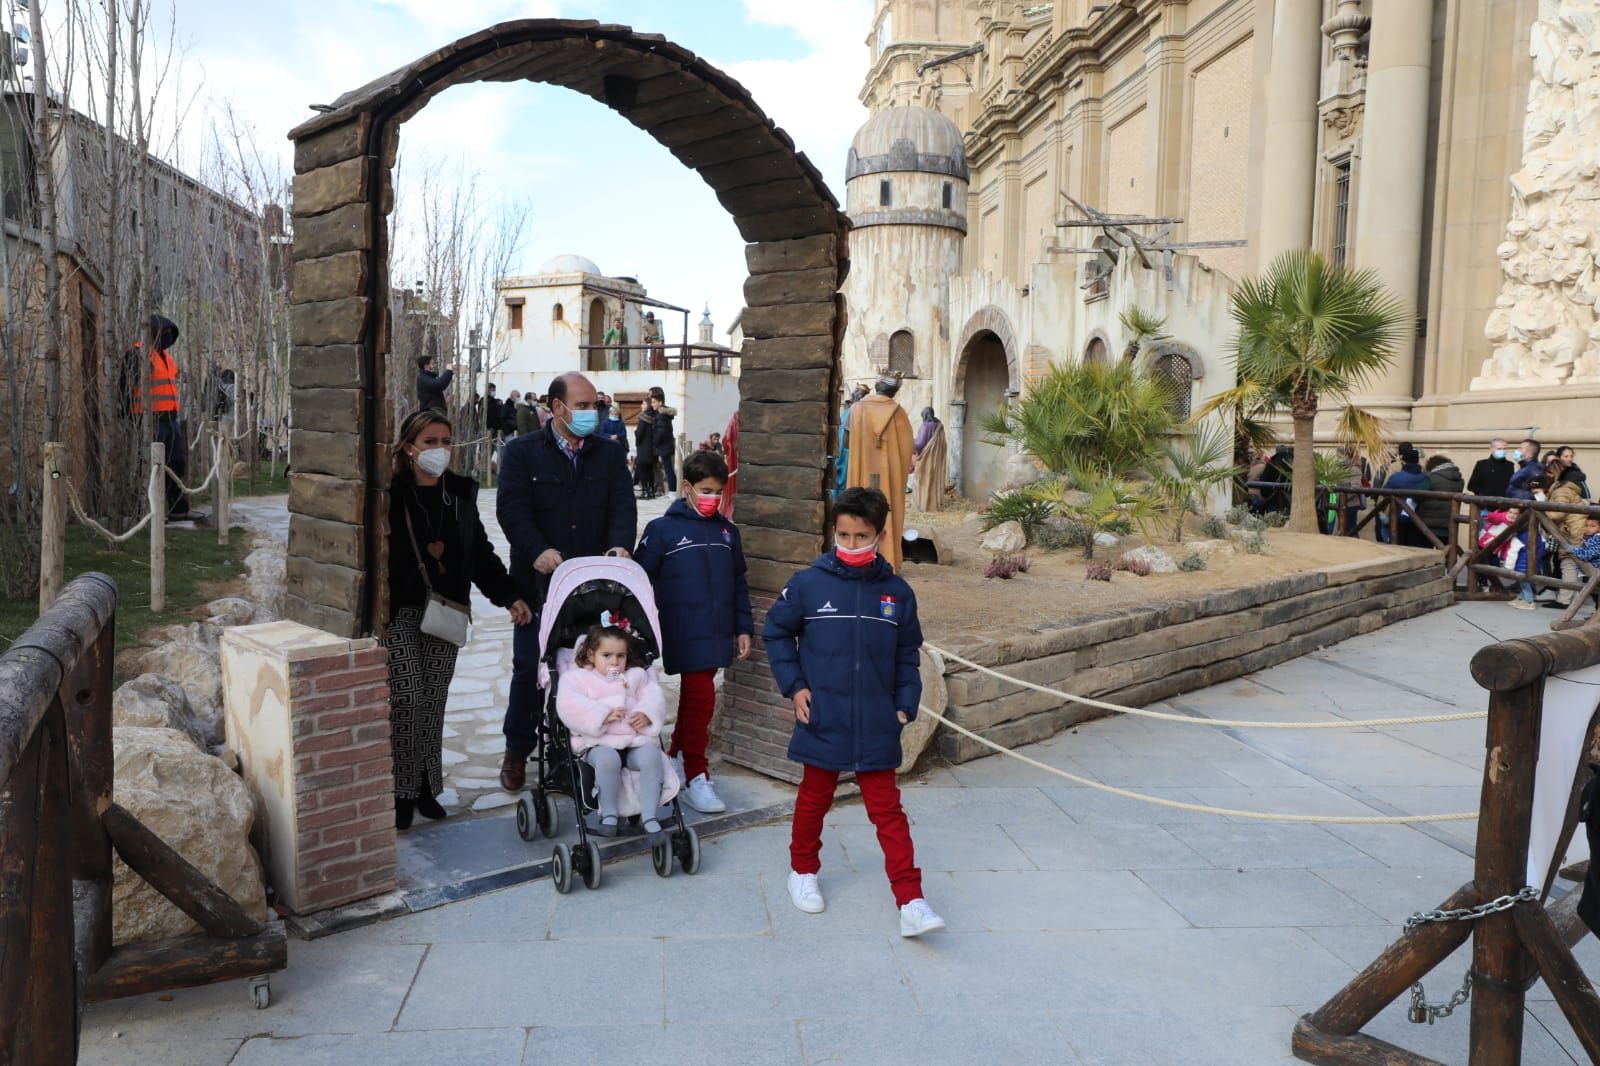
[499,750,528,792]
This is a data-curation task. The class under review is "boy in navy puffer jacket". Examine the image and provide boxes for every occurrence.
[762,487,945,937]
[635,450,753,814]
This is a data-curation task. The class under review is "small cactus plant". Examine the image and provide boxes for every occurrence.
[1086,561,1113,582]
[1199,515,1227,539]
[985,553,1032,580]
[1179,553,1207,572]
[1113,554,1151,577]
[1242,532,1269,555]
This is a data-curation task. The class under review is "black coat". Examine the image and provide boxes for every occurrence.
[1467,456,1514,499]
[651,408,676,459]
[495,422,637,604]
[388,472,518,617]
[485,395,505,431]
[416,366,454,412]
[1561,464,1591,500]
[634,413,658,463]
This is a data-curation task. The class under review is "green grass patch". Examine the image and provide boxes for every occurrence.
[1,524,251,660]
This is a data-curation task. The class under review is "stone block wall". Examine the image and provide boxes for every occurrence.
[718,594,801,782]
[221,621,396,914]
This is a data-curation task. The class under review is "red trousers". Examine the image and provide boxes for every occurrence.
[669,669,718,780]
[790,763,923,907]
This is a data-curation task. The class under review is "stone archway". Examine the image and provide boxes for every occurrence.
[951,306,1019,500]
[285,19,848,641]
[953,304,1019,397]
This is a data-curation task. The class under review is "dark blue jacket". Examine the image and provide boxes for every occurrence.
[416,366,453,412]
[1381,464,1430,494]
[635,499,754,675]
[1507,458,1544,500]
[599,415,628,453]
[762,553,923,773]
[495,422,637,604]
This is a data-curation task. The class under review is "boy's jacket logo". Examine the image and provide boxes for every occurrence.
[817,601,838,613]
[881,595,897,618]
[676,536,693,546]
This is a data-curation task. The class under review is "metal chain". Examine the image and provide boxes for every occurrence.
[1404,886,1537,933]
[1409,971,1473,1025]
[1403,886,1536,1025]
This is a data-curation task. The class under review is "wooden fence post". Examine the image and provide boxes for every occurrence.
[215,423,231,547]
[149,441,166,614]
[39,443,67,613]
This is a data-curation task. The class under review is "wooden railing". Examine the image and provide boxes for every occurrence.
[0,574,285,1063]
[1294,626,1600,1063]
[1250,482,1600,630]
[575,343,738,374]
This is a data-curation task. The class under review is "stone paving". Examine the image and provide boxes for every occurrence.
[83,590,1600,1065]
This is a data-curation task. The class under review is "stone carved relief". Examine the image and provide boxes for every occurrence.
[1323,104,1363,144]
[1475,1,1600,389]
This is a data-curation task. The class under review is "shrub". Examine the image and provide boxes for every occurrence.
[985,553,1032,580]
[981,491,1056,541]
[1113,554,1151,577]
[1240,514,1267,533]
[1086,562,1113,582]
[1104,517,1134,536]
[1262,511,1289,529]
[1179,553,1207,572]
[1199,515,1227,539]
[1242,532,1269,555]
[1224,505,1250,525]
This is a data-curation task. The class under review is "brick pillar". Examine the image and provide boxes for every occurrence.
[220,620,396,913]
[716,595,803,783]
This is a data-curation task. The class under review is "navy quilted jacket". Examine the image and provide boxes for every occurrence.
[762,553,923,773]
[634,498,754,675]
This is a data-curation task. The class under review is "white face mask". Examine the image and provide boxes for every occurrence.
[414,447,450,478]
[1534,490,1548,501]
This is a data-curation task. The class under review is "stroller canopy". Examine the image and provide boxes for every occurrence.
[537,557,663,684]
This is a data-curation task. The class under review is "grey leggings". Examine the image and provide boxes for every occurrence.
[586,746,664,821]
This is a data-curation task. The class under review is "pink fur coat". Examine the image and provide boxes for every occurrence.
[556,665,666,754]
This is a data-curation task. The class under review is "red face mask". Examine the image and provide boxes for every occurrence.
[693,492,721,517]
[834,539,879,567]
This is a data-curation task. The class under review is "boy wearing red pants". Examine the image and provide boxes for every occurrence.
[762,486,945,937]
[634,450,753,813]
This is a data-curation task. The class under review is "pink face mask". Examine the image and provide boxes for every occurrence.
[835,539,879,567]
[693,492,721,517]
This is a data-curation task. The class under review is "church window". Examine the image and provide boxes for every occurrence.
[508,302,524,331]
[889,330,915,376]
[879,179,892,207]
[1151,352,1194,420]
[552,302,564,322]
[1331,160,1352,268]
[942,182,953,209]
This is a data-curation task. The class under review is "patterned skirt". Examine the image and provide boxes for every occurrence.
[383,606,461,799]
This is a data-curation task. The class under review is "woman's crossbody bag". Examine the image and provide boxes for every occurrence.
[402,504,471,647]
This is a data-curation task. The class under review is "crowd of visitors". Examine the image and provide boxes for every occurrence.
[381,370,944,935]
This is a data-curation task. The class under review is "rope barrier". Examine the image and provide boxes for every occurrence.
[59,476,154,545]
[917,703,1479,824]
[929,644,1488,730]
[161,449,224,497]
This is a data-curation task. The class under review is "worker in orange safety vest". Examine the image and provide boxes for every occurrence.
[125,314,201,521]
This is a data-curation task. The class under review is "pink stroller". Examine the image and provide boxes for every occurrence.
[515,557,701,892]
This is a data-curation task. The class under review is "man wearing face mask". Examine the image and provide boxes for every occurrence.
[1468,437,1515,500]
[495,372,637,792]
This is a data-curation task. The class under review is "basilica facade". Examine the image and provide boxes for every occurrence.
[840,0,1587,499]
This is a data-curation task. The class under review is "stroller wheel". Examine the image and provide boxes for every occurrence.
[538,792,559,838]
[551,843,574,894]
[516,794,539,842]
[679,826,701,875]
[581,841,603,890]
[652,838,673,878]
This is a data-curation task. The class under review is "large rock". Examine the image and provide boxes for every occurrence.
[1180,539,1235,561]
[980,520,1027,553]
[245,545,286,621]
[112,674,207,749]
[205,596,266,628]
[1120,545,1178,573]
[1093,531,1121,548]
[899,648,947,775]
[138,641,225,748]
[1002,453,1049,491]
[111,726,268,945]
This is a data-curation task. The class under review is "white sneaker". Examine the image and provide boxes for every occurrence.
[683,773,727,814]
[1508,598,1536,611]
[899,898,946,937]
[787,871,825,914]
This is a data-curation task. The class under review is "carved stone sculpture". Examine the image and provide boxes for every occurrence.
[1475,1,1600,389]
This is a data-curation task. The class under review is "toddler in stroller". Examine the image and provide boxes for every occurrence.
[557,624,669,840]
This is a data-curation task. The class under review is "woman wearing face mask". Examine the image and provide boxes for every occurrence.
[387,410,532,829]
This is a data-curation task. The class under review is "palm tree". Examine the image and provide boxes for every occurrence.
[981,359,1177,480]
[1032,464,1167,559]
[1200,250,1408,535]
[1157,423,1239,542]
[1119,306,1170,364]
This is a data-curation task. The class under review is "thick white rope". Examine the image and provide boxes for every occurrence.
[60,476,154,545]
[918,703,1478,824]
[929,644,1487,730]
[162,449,223,497]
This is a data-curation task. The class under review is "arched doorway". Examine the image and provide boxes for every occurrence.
[958,331,1010,502]
[587,298,608,372]
[286,20,848,637]
[1083,335,1109,365]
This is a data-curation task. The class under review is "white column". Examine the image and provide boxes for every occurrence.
[947,401,967,494]
[1254,0,1322,267]
[1352,0,1433,416]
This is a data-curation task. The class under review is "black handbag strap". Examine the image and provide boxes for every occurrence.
[401,502,437,593]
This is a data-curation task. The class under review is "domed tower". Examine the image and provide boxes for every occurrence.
[841,104,968,420]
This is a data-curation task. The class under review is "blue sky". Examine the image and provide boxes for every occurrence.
[149,0,873,339]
